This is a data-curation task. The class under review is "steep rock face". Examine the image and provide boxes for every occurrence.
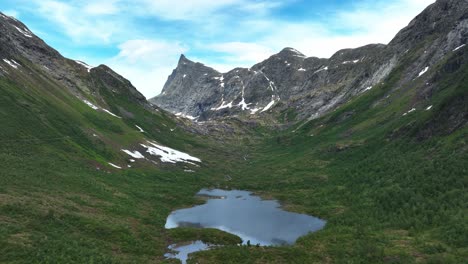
[150,0,468,121]
[152,45,394,120]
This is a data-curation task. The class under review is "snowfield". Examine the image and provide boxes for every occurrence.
[121,149,145,159]
[141,141,201,164]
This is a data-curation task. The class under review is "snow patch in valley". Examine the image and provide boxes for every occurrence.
[122,149,145,159]
[298,68,306,71]
[453,44,466,52]
[108,163,122,169]
[135,125,145,133]
[426,105,433,111]
[82,100,121,118]
[141,141,201,164]
[102,109,121,118]
[83,100,99,110]
[402,108,416,116]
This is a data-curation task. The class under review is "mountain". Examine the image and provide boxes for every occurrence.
[0,12,213,185]
[1,0,468,263]
[150,0,468,123]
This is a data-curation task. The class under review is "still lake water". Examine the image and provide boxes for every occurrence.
[164,240,212,264]
[165,189,326,246]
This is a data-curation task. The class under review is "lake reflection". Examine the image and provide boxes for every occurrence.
[165,189,326,246]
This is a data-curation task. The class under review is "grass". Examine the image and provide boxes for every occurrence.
[0,38,467,263]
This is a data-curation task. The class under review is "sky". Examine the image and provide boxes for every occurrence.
[1,0,435,98]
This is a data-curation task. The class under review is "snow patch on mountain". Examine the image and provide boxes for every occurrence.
[453,44,466,51]
[75,60,94,73]
[122,150,145,159]
[418,67,429,77]
[83,100,99,110]
[13,26,32,38]
[135,125,145,132]
[141,141,201,164]
[102,109,121,118]
[108,163,122,169]
[3,59,20,69]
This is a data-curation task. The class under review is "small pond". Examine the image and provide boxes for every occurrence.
[164,240,213,264]
[164,189,326,262]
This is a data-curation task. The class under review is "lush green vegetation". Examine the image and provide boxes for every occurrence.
[0,43,467,264]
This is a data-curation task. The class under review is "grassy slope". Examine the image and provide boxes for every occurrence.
[0,63,245,263]
[0,46,467,264]
[189,47,468,263]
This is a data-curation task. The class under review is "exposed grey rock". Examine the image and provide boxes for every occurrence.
[0,12,149,110]
[150,0,468,122]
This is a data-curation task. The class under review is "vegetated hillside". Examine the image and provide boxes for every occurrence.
[0,11,252,263]
[189,36,468,263]
[0,1,467,264]
[151,0,468,124]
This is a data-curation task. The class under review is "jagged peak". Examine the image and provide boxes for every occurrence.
[178,54,194,66]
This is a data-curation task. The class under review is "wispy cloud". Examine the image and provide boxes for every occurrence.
[83,1,120,15]
[30,0,127,43]
[4,0,435,97]
[132,0,285,20]
[105,39,188,98]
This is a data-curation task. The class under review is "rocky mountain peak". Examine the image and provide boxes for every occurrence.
[177,54,193,66]
[277,47,306,58]
[150,0,467,122]
[0,14,149,108]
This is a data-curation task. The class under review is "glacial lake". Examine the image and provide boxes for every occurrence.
[165,189,326,246]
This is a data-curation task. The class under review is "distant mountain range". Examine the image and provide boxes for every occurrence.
[0,0,467,262]
[150,0,467,123]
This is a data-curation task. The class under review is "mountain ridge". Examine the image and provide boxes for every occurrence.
[150,0,467,123]
[0,1,467,263]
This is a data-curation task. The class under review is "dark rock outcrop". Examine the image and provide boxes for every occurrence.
[150,0,468,122]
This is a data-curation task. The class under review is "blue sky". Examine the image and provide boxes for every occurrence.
[1,0,435,98]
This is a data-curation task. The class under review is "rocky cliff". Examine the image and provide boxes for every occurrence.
[150,0,467,122]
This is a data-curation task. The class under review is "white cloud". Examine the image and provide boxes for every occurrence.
[208,42,275,65]
[83,1,120,15]
[116,39,188,63]
[200,0,436,62]
[110,0,436,97]
[106,39,188,98]
[133,0,283,21]
[20,0,436,98]
[33,0,125,43]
